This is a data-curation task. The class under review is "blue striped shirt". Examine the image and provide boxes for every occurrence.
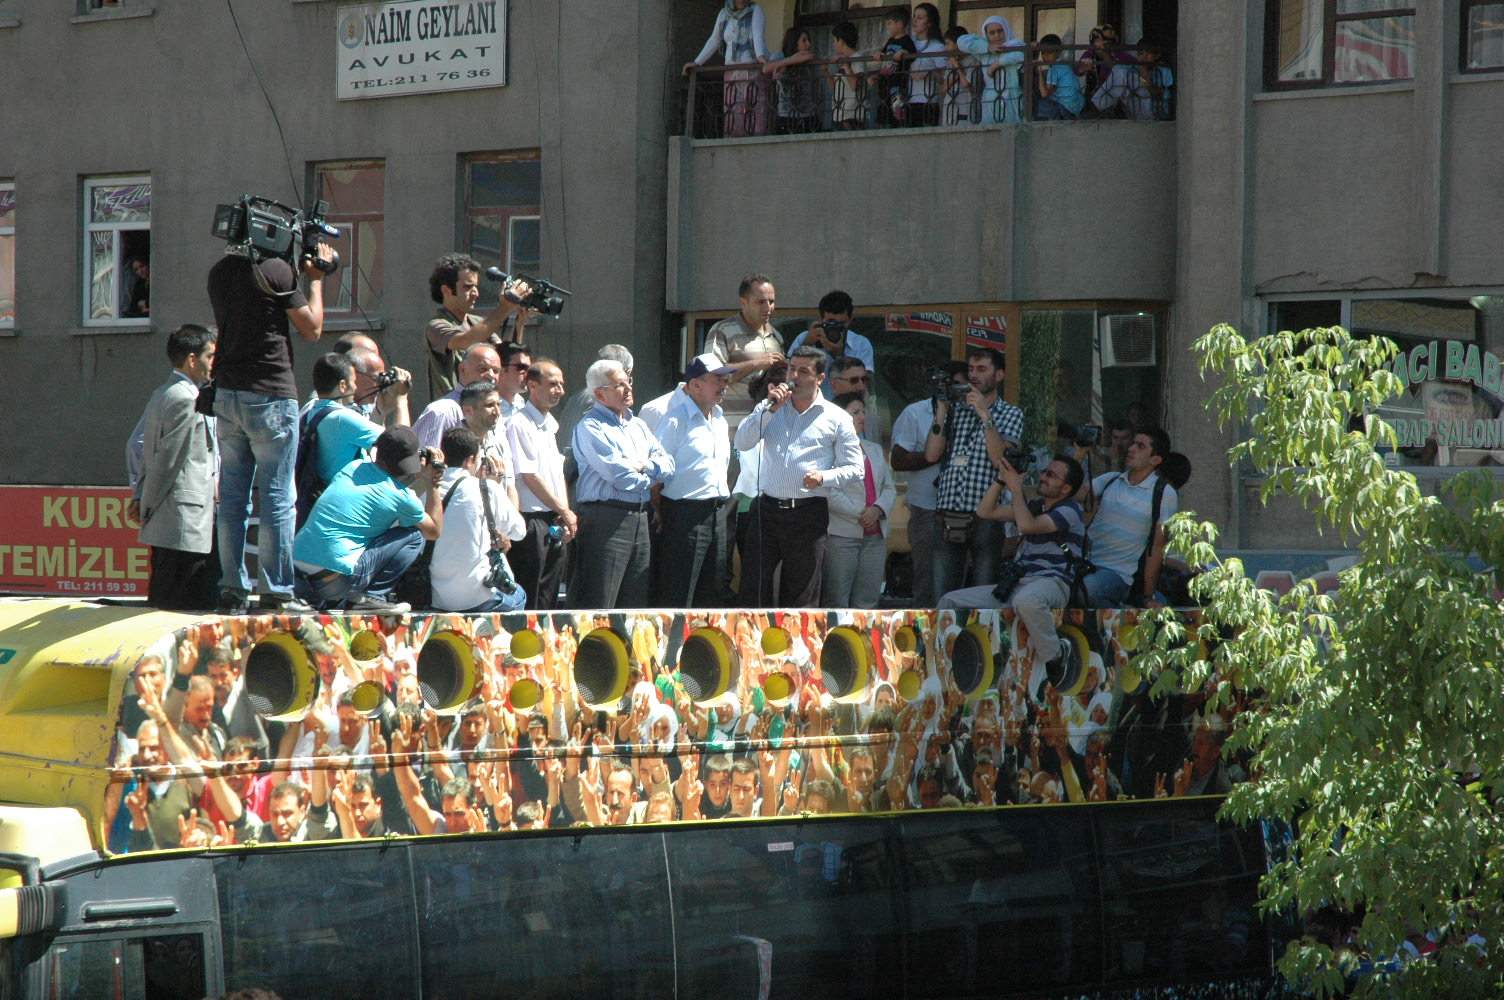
[1014,498,1086,583]
[572,402,674,504]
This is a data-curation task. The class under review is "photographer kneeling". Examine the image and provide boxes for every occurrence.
[292,427,444,612]
[939,453,1085,671]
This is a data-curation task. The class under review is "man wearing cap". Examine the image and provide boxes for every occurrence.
[569,359,674,609]
[651,353,735,606]
[292,426,445,611]
[734,346,864,606]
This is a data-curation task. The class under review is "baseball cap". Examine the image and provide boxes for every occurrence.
[376,426,423,477]
[684,353,736,381]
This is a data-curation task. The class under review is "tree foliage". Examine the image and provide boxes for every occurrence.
[1134,324,1504,997]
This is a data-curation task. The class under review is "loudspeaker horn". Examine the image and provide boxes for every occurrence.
[679,627,738,705]
[349,629,384,664]
[417,630,482,713]
[244,631,321,722]
[508,676,543,711]
[349,680,386,719]
[761,671,796,707]
[819,626,873,703]
[573,627,630,709]
[509,629,543,661]
[760,626,792,656]
[949,623,996,703]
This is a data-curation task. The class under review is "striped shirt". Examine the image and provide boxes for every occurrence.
[1087,472,1178,584]
[1014,498,1086,583]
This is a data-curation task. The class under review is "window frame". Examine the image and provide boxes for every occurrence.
[949,1,1077,43]
[461,149,542,279]
[81,174,151,329]
[0,180,14,330]
[310,159,385,320]
[1264,0,1418,91]
[1461,0,1504,73]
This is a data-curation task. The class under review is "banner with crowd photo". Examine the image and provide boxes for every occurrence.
[0,486,148,597]
[85,606,1248,855]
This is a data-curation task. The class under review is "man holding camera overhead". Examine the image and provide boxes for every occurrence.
[787,290,875,401]
[424,253,532,400]
[925,346,1024,600]
[207,229,334,615]
[291,426,445,612]
[303,352,414,498]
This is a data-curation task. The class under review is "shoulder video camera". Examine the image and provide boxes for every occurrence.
[211,195,340,275]
[484,266,570,318]
[926,365,970,403]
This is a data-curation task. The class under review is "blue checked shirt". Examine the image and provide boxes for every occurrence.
[934,396,1024,512]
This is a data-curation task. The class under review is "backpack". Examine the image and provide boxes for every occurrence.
[1089,457,1193,604]
[293,406,337,530]
[391,479,465,611]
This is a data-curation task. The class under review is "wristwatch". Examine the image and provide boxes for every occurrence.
[930,423,942,436]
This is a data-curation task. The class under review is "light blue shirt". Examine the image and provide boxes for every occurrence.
[787,328,876,400]
[1087,471,1178,584]
[654,389,730,501]
[732,395,864,500]
[572,402,674,504]
[305,399,384,485]
[293,461,425,575]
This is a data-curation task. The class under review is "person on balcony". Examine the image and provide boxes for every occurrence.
[957,14,1026,125]
[763,26,822,135]
[683,0,771,138]
[907,3,948,128]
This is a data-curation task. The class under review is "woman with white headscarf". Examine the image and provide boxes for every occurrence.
[683,0,772,137]
[957,14,1027,124]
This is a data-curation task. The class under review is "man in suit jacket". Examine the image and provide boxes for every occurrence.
[129,324,220,610]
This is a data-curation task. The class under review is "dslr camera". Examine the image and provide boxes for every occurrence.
[211,195,340,274]
[484,266,571,317]
[1003,446,1034,473]
[374,369,402,390]
[1063,423,1102,446]
[926,365,970,403]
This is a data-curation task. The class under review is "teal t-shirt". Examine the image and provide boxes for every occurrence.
[306,399,384,486]
[293,461,425,574]
[1047,62,1084,114]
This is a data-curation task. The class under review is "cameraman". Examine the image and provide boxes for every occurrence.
[890,361,967,607]
[923,347,1024,599]
[424,253,531,399]
[207,230,334,614]
[291,427,444,612]
[787,290,875,401]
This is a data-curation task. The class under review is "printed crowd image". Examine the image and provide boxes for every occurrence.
[105,607,1247,853]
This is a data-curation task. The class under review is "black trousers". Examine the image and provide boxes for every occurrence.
[512,511,568,610]
[149,544,220,611]
[739,497,828,608]
[654,497,727,608]
[569,502,651,610]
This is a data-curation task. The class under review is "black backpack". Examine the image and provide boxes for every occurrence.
[293,407,336,530]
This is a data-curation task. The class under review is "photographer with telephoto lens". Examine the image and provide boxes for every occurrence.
[291,427,445,612]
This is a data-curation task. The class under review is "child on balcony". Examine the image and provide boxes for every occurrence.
[830,21,868,131]
[873,7,917,127]
[1035,34,1085,120]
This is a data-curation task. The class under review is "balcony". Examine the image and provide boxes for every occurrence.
[667,46,1179,313]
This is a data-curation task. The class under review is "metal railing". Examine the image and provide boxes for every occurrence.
[680,43,1174,140]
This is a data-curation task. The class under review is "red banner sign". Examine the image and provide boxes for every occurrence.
[0,486,149,597]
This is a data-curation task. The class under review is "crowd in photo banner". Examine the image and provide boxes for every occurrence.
[105,608,1249,853]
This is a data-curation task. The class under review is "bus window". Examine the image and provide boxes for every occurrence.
[412,834,674,999]
[41,933,204,1000]
[898,809,1102,997]
[667,820,902,1000]
[1095,803,1269,985]
[215,848,418,998]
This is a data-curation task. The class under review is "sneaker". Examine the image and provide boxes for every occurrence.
[346,593,411,614]
[258,594,317,615]
[216,590,250,615]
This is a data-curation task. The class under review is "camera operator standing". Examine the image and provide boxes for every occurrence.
[924,347,1024,600]
[207,234,334,614]
[787,290,875,401]
[424,253,531,400]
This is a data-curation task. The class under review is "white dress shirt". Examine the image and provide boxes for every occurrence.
[506,401,567,514]
[733,395,864,500]
[654,389,730,501]
[431,468,526,611]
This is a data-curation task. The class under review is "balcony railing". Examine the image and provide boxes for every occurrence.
[680,44,1175,140]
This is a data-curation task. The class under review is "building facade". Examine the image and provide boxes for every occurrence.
[1,0,1501,556]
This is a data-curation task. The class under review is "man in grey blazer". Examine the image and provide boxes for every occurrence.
[129,325,220,610]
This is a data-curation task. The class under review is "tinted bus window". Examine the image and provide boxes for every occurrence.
[899,809,1102,997]
[413,833,674,999]
[215,847,418,998]
[40,933,203,1000]
[1095,803,1269,986]
[667,820,902,1000]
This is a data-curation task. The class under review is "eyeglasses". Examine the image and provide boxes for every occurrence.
[504,362,532,372]
[606,379,633,390]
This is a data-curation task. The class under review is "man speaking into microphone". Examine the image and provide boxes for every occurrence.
[733,346,863,607]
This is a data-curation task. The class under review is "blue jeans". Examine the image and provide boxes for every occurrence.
[1035,95,1079,120]
[1082,567,1131,607]
[295,526,424,607]
[932,517,1005,601]
[460,586,529,613]
[215,390,299,598]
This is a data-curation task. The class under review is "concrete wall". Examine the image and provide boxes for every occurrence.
[0,0,673,485]
[667,122,1177,312]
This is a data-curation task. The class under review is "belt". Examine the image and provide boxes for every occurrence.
[759,494,824,510]
[300,568,345,584]
[583,499,649,512]
[662,496,726,508]
[522,510,558,520]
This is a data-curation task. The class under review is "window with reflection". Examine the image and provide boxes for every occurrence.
[0,181,13,328]
[82,176,150,326]
[312,161,384,317]
[1463,0,1504,70]
[1265,0,1415,88]
[464,151,542,277]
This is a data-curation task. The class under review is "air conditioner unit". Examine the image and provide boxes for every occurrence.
[1100,313,1157,368]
